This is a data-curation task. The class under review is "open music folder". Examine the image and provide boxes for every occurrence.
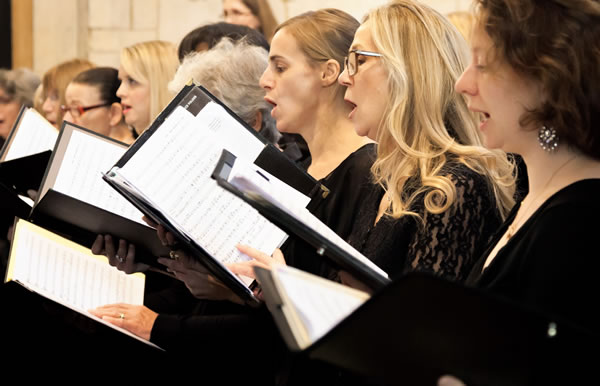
[102,85,320,305]
[0,107,57,219]
[255,265,597,386]
[4,218,161,350]
[0,106,58,162]
[29,121,170,266]
[212,149,390,291]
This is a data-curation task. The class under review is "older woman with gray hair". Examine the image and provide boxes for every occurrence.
[0,68,41,142]
[169,37,280,144]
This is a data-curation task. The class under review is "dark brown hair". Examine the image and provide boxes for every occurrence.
[177,22,269,61]
[71,67,121,105]
[476,0,600,158]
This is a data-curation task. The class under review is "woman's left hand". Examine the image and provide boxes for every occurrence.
[226,245,286,279]
[89,303,158,340]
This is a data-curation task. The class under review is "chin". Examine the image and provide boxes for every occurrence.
[275,121,295,134]
[353,125,371,138]
[481,136,504,151]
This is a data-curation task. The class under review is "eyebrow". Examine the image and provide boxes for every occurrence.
[349,44,365,52]
[268,54,286,62]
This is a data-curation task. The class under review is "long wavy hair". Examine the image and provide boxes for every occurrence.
[367,1,515,221]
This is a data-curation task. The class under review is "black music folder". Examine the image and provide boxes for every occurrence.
[0,152,51,220]
[28,121,169,266]
[255,265,597,386]
[212,149,391,291]
[0,107,57,219]
[101,84,320,305]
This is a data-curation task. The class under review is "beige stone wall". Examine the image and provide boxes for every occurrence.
[31,0,472,75]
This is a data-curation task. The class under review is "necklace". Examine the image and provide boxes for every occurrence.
[505,154,578,239]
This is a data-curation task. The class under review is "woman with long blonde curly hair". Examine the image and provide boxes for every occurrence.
[337,0,516,283]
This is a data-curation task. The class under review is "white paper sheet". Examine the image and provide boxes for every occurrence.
[52,129,145,224]
[4,108,58,161]
[274,265,369,345]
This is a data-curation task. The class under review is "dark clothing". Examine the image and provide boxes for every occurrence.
[285,143,377,277]
[347,161,503,282]
[466,179,600,333]
[278,133,310,164]
[288,161,506,386]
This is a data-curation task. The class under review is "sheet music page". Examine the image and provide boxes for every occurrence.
[116,104,285,269]
[4,109,58,161]
[274,265,369,345]
[228,171,389,279]
[52,130,145,224]
[5,219,160,348]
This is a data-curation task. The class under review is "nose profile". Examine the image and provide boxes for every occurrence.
[455,64,476,96]
[116,82,126,99]
[338,66,352,87]
[259,67,273,90]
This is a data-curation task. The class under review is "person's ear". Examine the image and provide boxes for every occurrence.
[108,102,124,127]
[251,110,263,132]
[321,59,341,87]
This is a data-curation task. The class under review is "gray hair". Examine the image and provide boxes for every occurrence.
[0,68,41,107]
[169,38,280,144]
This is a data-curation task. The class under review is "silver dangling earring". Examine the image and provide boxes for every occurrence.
[538,125,559,152]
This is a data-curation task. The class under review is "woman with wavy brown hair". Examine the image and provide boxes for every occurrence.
[456,0,600,332]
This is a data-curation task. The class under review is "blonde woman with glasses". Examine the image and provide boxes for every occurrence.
[332,0,516,286]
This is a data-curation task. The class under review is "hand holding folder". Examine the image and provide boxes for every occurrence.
[212,149,390,291]
[5,218,161,350]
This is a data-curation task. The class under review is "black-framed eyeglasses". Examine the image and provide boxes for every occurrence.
[60,102,111,118]
[344,49,383,77]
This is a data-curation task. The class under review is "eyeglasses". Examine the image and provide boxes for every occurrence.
[60,103,111,118]
[344,49,383,77]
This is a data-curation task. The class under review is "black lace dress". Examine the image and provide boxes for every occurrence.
[347,161,503,283]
